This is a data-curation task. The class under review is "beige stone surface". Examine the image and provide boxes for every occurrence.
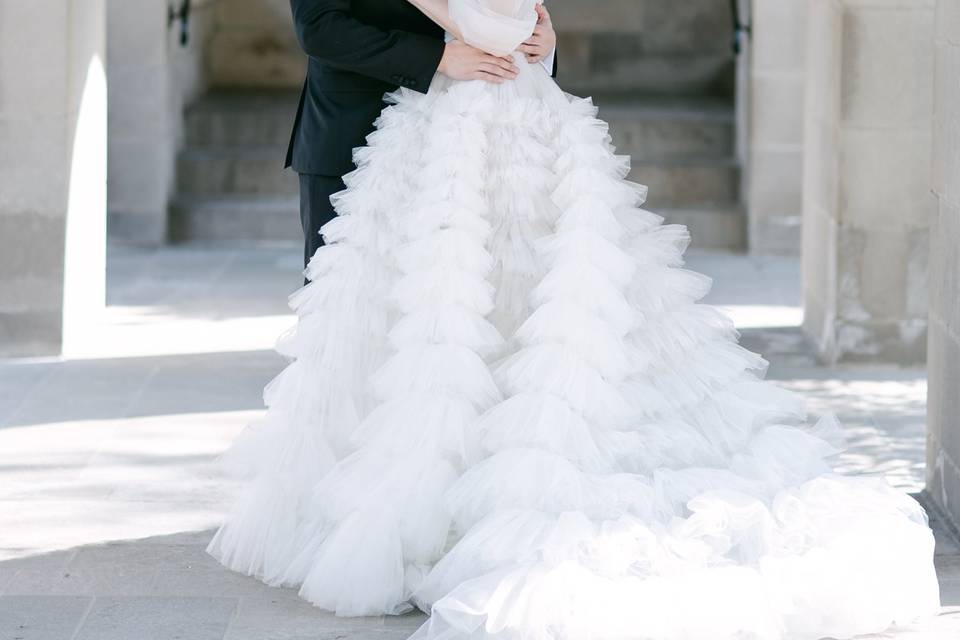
[106,0,215,246]
[926,0,960,534]
[0,0,107,358]
[801,0,934,364]
[747,0,808,254]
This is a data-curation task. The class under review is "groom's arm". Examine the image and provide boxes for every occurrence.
[289,0,445,93]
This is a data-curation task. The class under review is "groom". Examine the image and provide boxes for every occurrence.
[286,0,557,269]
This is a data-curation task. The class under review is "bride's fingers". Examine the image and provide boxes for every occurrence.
[472,70,505,84]
[535,3,551,24]
[479,61,517,79]
[481,55,519,76]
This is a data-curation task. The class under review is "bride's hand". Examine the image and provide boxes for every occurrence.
[438,40,520,83]
[518,4,556,64]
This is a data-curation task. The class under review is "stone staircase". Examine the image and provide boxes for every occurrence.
[169,90,301,245]
[595,94,742,248]
[171,0,743,249]
[552,0,743,249]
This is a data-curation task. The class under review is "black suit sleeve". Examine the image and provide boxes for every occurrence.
[289,0,445,93]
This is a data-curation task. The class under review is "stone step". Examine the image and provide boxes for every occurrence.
[184,90,299,147]
[558,53,734,98]
[659,206,746,251]
[598,95,734,160]
[169,195,301,245]
[550,0,735,97]
[631,157,740,209]
[549,0,733,41]
[177,146,296,195]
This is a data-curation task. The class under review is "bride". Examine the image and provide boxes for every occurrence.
[208,1,941,638]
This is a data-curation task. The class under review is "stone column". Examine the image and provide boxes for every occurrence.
[926,0,960,527]
[0,0,107,357]
[746,0,807,254]
[802,0,933,365]
[106,0,214,245]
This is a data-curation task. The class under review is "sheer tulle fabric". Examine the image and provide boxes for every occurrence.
[208,4,940,638]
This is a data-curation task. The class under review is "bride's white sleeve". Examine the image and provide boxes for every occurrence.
[448,0,539,57]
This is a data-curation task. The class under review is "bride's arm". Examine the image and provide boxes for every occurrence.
[405,0,463,41]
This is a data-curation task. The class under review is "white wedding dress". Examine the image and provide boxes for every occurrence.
[208,1,941,638]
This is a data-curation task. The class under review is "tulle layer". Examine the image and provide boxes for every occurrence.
[208,58,939,639]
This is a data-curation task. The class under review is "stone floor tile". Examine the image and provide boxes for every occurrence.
[75,596,238,640]
[3,358,158,428]
[0,363,53,429]
[223,596,425,640]
[0,595,92,640]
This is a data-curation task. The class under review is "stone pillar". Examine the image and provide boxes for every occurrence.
[926,0,960,527]
[106,0,214,245]
[0,0,107,357]
[802,0,933,365]
[746,0,806,254]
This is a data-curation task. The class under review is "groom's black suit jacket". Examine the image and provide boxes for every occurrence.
[285,0,446,176]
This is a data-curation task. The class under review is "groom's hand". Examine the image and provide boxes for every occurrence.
[438,40,519,83]
[518,4,556,64]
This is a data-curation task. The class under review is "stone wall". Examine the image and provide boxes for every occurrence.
[926,0,960,528]
[747,0,806,254]
[206,0,304,88]
[802,0,933,364]
[107,0,216,245]
[203,0,735,95]
[0,0,107,357]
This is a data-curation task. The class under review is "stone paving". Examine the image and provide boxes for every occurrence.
[1,245,959,639]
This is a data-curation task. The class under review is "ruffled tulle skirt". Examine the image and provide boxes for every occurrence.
[208,57,940,639]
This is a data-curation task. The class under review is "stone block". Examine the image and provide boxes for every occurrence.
[800,203,839,358]
[802,118,840,219]
[804,0,843,125]
[607,107,734,160]
[0,311,64,358]
[631,159,740,208]
[107,64,173,139]
[75,596,237,640]
[749,214,802,255]
[927,318,960,519]
[547,0,648,32]
[935,0,960,43]
[751,0,808,73]
[177,146,296,195]
[107,211,168,247]
[207,28,305,89]
[750,73,805,146]
[214,0,293,30]
[748,148,803,216]
[838,128,934,229]
[0,214,66,292]
[932,42,960,205]
[659,206,746,250]
[108,137,175,215]
[0,595,92,639]
[184,90,299,147]
[0,0,69,118]
[169,195,301,245]
[928,199,960,337]
[0,118,70,216]
[840,4,934,127]
[106,0,166,69]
